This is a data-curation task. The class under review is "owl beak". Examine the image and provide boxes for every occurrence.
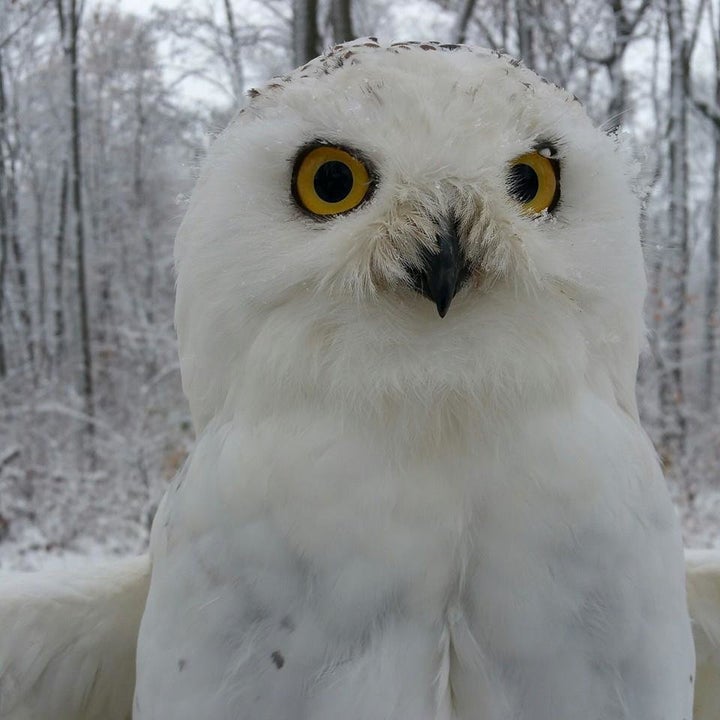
[411,215,469,318]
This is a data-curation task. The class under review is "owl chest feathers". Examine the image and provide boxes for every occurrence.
[137,386,693,720]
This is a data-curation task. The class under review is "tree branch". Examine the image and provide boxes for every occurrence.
[0,0,53,51]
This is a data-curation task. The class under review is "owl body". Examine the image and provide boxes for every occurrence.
[136,391,690,720]
[134,41,693,719]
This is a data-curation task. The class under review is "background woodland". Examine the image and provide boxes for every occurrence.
[0,0,719,566]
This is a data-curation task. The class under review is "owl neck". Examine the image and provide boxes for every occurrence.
[182,295,641,454]
[200,354,629,460]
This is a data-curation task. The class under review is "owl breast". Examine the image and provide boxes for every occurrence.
[136,387,693,720]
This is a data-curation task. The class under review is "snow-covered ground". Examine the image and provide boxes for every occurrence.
[675,488,720,549]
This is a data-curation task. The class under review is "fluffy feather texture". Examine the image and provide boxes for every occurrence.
[0,554,717,718]
[687,549,720,720]
[0,555,149,719]
[136,39,694,719]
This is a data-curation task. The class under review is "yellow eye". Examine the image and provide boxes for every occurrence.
[292,145,373,217]
[507,151,560,215]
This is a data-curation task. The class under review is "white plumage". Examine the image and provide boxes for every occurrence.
[0,39,717,719]
[686,549,720,720]
[138,39,694,719]
[0,555,149,719]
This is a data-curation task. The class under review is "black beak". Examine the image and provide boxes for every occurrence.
[411,215,469,318]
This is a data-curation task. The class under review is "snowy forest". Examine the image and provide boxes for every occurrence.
[0,0,719,568]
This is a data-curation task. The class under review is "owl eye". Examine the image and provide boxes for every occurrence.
[507,151,560,215]
[292,144,373,217]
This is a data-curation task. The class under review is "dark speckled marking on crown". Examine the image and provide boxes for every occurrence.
[242,38,582,107]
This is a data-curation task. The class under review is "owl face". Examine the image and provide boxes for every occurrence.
[175,41,646,437]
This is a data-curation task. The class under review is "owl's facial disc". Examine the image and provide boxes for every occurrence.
[407,213,471,318]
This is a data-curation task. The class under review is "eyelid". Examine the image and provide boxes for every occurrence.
[533,140,561,160]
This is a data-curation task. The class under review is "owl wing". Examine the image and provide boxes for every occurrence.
[686,549,720,720]
[0,555,150,720]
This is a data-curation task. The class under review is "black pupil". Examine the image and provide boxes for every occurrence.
[508,163,539,203]
[314,161,354,203]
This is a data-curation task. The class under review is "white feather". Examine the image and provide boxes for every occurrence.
[0,555,149,720]
[0,553,713,717]
[686,549,720,720]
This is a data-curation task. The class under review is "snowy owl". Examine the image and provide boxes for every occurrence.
[2,38,720,720]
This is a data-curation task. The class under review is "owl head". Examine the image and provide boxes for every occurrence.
[175,40,645,445]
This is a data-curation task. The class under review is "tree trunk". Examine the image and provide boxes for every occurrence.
[222,0,244,100]
[60,0,95,459]
[31,170,48,373]
[606,0,631,129]
[330,0,353,45]
[0,47,7,378]
[515,0,534,66]
[0,49,34,373]
[604,0,653,131]
[292,0,320,67]
[52,158,68,368]
[703,8,720,411]
[453,0,478,44]
[705,133,719,411]
[8,165,34,371]
[71,0,94,451]
[660,0,690,459]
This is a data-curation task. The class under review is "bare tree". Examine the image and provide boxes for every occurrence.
[515,0,535,66]
[0,46,7,378]
[330,0,354,44]
[0,46,35,372]
[293,0,320,66]
[659,0,690,457]
[153,2,279,108]
[695,0,720,411]
[452,0,480,44]
[222,0,245,100]
[604,0,653,128]
[57,0,95,458]
[52,158,67,368]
